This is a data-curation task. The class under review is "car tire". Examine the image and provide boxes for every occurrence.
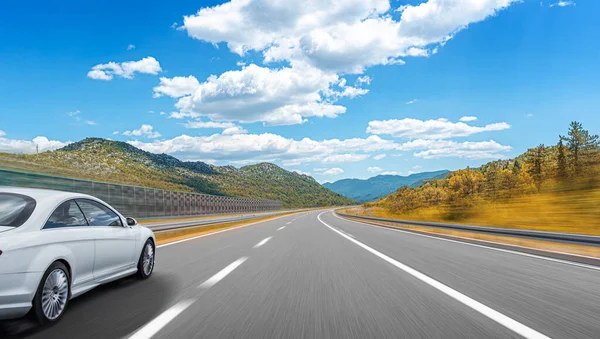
[137,239,155,279]
[32,261,70,324]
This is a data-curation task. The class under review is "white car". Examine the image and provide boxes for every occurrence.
[0,187,156,323]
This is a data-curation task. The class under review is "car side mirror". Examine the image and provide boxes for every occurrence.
[126,217,138,226]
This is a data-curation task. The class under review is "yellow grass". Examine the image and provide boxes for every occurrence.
[346,187,600,236]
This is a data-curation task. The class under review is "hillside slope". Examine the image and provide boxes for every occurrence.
[0,138,355,208]
[323,170,450,202]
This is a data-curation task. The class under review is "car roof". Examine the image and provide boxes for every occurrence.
[0,186,93,202]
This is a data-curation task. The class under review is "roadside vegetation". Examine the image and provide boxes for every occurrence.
[357,121,600,235]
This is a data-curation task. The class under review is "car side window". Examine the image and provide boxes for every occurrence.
[44,200,89,229]
[76,199,123,227]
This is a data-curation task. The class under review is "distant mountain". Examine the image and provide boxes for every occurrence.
[323,170,451,202]
[0,138,355,208]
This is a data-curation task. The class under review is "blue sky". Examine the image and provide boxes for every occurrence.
[1,0,598,183]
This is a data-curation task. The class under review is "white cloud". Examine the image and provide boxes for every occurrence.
[459,116,477,122]
[85,120,97,126]
[367,166,382,173]
[413,165,422,169]
[112,131,119,135]
[153,76,201,98]
[87,57,162,80]
[67,110,81,117]
[406,99,418,105]
[0,134,70,154]
[148,110,155,114]
[550,1,575,7]
[167,63,349,126]
[321,153,370,163]
[526,113,534,118]
[397,139,512,159]
[356,76,372,86]
[183,121,237,129]
[182,0,520,74]
[373,154,387,160]
[127,44,136,50]
[222,126,248,135]
[367,118,510,139]
[123,124,162,139]
[169,111,200,119]
[319,167,344,176]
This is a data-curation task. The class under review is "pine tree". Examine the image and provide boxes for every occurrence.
[557,138,568,179]
[564,121,600,172]
[525,144,545,190]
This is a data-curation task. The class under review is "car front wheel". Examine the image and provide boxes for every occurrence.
[137,239,155,279]
[32,261,70,324]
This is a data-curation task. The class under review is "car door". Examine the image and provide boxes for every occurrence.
[42,200,96,288]
[75,199,135,281]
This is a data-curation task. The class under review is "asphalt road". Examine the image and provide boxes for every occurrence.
[2,210,600,338]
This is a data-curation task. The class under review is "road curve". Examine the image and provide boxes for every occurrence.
[2,210,599,338]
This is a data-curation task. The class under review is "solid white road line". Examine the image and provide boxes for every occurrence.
[277,226,286,231]
[333,213,600,272]
[156,213,302,249]
[127,299,195,339]
[199,257,249,289]
[286,222,292,225]
[253,236,273,248]
[318,212,552,339]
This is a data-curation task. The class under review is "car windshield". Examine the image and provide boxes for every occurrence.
[0,193,36,227]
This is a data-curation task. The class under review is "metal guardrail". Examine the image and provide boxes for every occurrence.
[144,210,304,232]
[335,212,600,246]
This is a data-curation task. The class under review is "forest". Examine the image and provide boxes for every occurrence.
[364,122,600,235]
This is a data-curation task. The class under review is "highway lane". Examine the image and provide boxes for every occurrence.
[2,210,599,338]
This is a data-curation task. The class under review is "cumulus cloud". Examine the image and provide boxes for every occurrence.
[182,0,519,74]
[367,166,383,173]
[162,63,354,126]
[381,171,400,175]
[406,99,418,105]
[153,76,200,98]
[292,169,311,176]
[67,110,81,117]
[85,120,97,126]
[87,57,162,80]
[0,133,70,154]
[459,116,478,122]
[127,44,136,50]
[123,124,162,139]
[183,121,237,129]
[367,117,510,139]
[373,154,387,160]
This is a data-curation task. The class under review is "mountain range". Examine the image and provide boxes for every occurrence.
[0,138,355,208]
[323,170,451,203]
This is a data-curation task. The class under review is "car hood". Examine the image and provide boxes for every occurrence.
[0,226,14,233]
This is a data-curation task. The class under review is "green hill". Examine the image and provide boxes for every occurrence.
[0,138,355,208]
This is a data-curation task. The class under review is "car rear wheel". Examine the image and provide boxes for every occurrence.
[137,239,155,279]
[32,262,70,324]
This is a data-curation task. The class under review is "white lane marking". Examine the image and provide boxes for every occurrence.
[157,213,303,249]
[286,222,292,225]
[318,212,552,339]
[199,257,248,289]
[277,226,286,231]
[253,236,273,248]
[333,213,600,272]
[127,299,195,339]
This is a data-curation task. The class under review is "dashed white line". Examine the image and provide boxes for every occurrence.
[253,236,273,248]
[127,299,195,339]
[318,212,552,339]
[199,257,248,289]
[286,222,292,225]
[277,226,286,231]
